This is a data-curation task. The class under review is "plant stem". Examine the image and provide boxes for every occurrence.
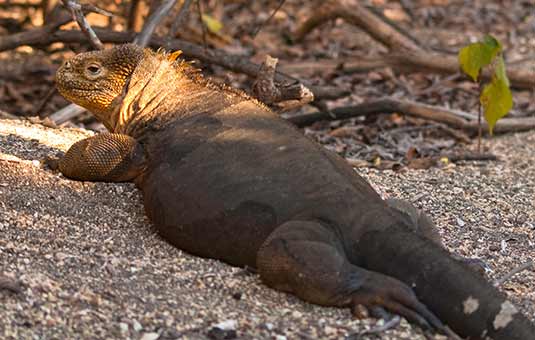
[478,101,482,153]
[477,80,482,153]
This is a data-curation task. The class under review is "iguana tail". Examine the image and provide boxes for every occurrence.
[359,227,535,340]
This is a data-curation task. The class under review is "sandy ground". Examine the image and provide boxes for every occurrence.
[0,118,534,340]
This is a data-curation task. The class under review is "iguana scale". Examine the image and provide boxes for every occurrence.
[54,44,535,339]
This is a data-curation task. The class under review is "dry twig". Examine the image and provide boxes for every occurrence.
[446,153,498,162]
[3,28,342,101]
[494,261,534,287]
[251,0,286,38]
[34,87,58,117]
[126,0,143,32]
[127,0,143,32]
[252,55,313,107]
[0,3,109,51]
[0,13,72,51]
[0,110,19,120]
[135,0,178,47]
[169,0,194,37]
[293,1,534,90]
[48,104,86,125]
[60,0,108,50]
[294,0,422,52]
[195,0,208,49]
[287,98,535,134]
[386,52,535,90]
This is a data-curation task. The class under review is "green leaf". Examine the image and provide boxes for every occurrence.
[494,55,510,87]
[458,35,502,81]
[201,14,223,34]
[482,35,501,51]
[480,75,513,134]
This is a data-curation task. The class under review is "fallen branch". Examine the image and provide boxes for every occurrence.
[251,0,286,38]
[34,87,58,117]
[293,1,534,90]
[283,55,535,90]
[48,104,86,125]
[0,109,19,120]
[287,98,470,128]
[2,28,343,101]
[294,0,422,52]
[195,0,208,48]
[434,123,472,144]
[386,52,535,90]
[0,3,111,51]
[0,1,40,9]
[252,55,313,107]
[169,0,194,38]
[407,152,498,169]
[127,0,143,32]
[135,0,178,47]
[494,261,534,287]
[279,58,389,75]
[287,98,535,134]
[0,15,72,52]
[446,152,498,162]
[60,0,109,50]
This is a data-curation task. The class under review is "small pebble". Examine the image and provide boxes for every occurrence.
[140,332,160,340]
[118,323,128,333]
[132,319,143,332]
[213,319,237,331]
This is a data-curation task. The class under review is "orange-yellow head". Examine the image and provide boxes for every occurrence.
[55,44,145,128]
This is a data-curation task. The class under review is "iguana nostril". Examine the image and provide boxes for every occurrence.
[60,60,72,70]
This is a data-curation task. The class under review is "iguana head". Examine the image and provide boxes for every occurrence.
[56,44,145,128]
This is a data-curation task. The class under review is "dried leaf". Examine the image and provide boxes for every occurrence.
[201,14,223,34]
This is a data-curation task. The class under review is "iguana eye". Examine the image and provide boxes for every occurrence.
[86,64,101,75]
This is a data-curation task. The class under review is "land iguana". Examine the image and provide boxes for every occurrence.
[54,44,535,339]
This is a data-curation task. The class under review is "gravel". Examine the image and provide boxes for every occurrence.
[1,118,533,339]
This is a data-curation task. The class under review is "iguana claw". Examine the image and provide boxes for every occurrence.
[350,272,445,333]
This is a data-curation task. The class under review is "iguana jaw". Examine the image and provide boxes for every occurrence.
[55,78,122,131]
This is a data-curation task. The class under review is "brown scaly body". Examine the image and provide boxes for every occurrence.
[55,44,535,339]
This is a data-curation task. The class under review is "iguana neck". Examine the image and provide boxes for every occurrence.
[109,52,246,139]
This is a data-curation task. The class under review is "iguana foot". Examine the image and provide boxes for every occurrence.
[59,133,146,182]
[349,271,443,331]
[257,220,445,333]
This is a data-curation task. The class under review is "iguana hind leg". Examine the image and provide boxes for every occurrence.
[387,198,487,274]
[257,220,443,331]
[385,198,441,245]
[59,133,146,182]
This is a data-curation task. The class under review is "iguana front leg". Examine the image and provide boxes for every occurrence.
[257,220,445,332]
[59,133,146,182]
